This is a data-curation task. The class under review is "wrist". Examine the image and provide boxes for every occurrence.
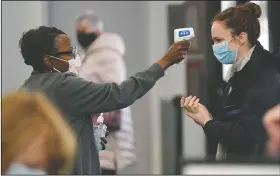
[201,118,211,127]
[157,58,172,70]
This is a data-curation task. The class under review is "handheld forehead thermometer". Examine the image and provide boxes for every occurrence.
[174,28,195,42]
[174,28,195,63]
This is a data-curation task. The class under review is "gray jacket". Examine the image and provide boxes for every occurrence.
[20,63,164,175]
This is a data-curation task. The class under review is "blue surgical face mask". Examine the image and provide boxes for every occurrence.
[212,39,238,64]
[6,163,46,175]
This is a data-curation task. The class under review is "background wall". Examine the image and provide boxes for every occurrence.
[1,1,192,174]
[2,1,48,93]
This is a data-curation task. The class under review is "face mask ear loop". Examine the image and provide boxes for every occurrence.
[225,37,240,53]
[52,67,61,73]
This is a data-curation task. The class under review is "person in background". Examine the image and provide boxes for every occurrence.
[181,2,280,161]
[1,91,76,175]
[18,26,190,175]
[75,11,136,175]
[263,104,280,159]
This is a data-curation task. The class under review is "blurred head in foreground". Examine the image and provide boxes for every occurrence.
[76,10,104,49]
[1,91,76,175]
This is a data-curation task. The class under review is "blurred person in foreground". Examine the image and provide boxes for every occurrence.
[75,11,135,175]
[181,2,280,161]
[1,91,76,175]
[265,47,280,159]
[264,104,280,159]
[18,26,190,174]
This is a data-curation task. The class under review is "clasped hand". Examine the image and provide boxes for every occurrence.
[180,95,212,127]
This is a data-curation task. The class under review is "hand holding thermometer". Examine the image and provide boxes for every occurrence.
[174,28,195,62]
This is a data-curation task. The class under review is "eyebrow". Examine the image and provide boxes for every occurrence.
[58,50,73,54]
[212,37,224,40]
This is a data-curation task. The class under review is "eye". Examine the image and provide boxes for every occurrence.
[212,39,220,45]
[213,38,225,45]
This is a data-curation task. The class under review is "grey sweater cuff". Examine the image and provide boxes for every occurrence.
[150,63,165,77]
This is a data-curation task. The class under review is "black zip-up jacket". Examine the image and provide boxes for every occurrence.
[204,42,280,160]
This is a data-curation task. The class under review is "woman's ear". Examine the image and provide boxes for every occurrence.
[238,32,247,45]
